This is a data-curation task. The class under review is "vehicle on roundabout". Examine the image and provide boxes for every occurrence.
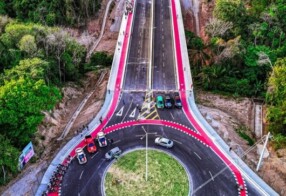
[85,135,97,153]
[164,94,173,109]
[156,95,164,109]
[155,137,174,148]
[174,93,182,109]
[97,131,108,147]
[75,148,87,164]
[105,147,122,160]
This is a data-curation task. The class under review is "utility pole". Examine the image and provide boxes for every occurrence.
[256,132,271,171]
[140,126,157,181]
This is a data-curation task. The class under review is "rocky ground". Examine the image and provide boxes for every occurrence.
[1,0,286,195]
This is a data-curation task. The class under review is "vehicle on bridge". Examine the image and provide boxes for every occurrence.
[85,135,97,153]
[165,95,173,109]
[75,148,87,164]
[155,137,174,148]
[174,93,182,109]
[105,147,122,160]
[97,131,107,147]
[156,95,164,109]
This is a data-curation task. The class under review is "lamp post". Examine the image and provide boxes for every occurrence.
[140,126,157,181]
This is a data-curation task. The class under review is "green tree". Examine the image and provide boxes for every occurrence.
[18,34,37,56]
[0,78,61,147]
[266,58,286,135]
[2,58,49,83]
[0,134,19,185]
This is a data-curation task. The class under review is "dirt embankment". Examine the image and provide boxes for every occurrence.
[184,1,286,194]
[1,0,120,194]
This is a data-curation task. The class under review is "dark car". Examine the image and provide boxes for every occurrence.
[174,94,182,109]
[164,95,173,109]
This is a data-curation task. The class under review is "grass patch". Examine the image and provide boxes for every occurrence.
[105,150,189,196]
[236,126,255,146]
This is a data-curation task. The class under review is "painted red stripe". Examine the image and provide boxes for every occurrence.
[170,0,246,195]
[69,12,134,157]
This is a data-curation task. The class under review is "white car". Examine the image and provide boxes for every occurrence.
[75,148,87,164]
[97,131,108,147]
[155,137,174,148]
[105,147,122,160]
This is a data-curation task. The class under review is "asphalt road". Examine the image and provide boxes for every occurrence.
[60,0,262,195]
[123,0,151,90]
[152,0,177,90]
[62,125,240,196]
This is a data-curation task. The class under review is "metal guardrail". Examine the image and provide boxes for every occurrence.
[173,0,278,195]
[35,1,132,195]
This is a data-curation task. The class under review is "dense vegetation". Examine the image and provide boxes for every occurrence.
[0,14,113,185]
[187,0,286,148]
[0,0,101,26]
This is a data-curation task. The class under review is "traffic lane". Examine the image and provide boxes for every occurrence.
[152,0,176,90]
[106,92,145,126]
[62,125,239,196]
[152,125,238,195]
[123,0,150,90]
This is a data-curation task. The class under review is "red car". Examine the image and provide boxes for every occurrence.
[85,135,97,153]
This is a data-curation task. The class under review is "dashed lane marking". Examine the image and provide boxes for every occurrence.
[194,152,202,160]
[170,112,175,120]
[173,139,182,145]
[91,152,99,159]
[209,171,214,181]
[113,140,121,144]
[79,170,84,180]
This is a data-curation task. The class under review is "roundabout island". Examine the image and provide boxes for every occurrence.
[104,149,189,196]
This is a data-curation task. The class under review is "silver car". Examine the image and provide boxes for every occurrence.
[75,148,87,164]
[105,147,122,160]
[155,137,174,148]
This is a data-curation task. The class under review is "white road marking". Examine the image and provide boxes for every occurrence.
[163,62,165,67]
[170,112,175,120]
[194,152,202,160]
[91,152,98,159]
[79,170,84,180]
[163,73,165,78]
[121,98,134,122]
[113,140,121,144]
[129,108,136,118]
[116,106,124,116]
[173,139,182,145]
[209,171,214,181]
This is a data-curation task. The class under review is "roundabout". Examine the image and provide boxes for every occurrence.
[104,149,189,196]
[61,124,240,196]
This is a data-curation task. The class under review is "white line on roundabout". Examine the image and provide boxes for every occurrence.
[79,170,84,180]
[194,152,202,160]
[173,139,182,145]
[209,171,214,181]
